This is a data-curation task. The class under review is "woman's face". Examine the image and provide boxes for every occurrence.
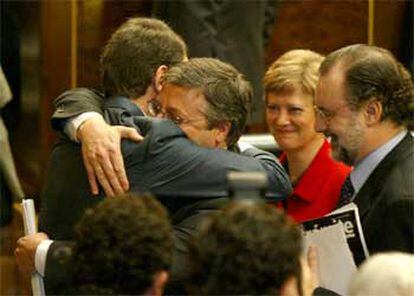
[266,89,321,152]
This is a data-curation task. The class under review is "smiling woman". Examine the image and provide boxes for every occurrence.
[264,50,351,222]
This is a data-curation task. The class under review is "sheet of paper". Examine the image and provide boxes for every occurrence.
[22,199,45,296]
[304,222,357,295]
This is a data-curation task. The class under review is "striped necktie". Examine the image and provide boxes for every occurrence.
[337,176,354,208]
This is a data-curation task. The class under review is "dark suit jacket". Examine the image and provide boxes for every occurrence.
[41,89,291,293]
[41,93,290,239]
[354,132,414,262]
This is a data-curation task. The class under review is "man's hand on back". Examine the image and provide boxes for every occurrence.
[77,116,143,197]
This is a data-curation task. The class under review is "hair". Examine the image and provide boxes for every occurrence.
[264,49,324,101]
[163,57,253,149]
[320,44,414,130]
[100,17,187,99]
[72,193,174,294]
[187,202,303,295]
[348,252,414,296]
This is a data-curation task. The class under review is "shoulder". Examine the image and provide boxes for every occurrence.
[57,87,104,101]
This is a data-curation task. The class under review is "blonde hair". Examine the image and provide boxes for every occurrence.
[263,49,324,101]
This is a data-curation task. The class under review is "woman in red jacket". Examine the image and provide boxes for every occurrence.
[264,49,351,222]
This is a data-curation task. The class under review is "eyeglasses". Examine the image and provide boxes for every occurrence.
[147,98,163,117]
[313,104,349,123]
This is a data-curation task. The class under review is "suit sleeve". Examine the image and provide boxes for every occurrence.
[51,88,105,131]
[44,241,75,295]
[241,147,292,201]
[125,118,291,202]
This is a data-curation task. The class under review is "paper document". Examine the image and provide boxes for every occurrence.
[302,203,369,295]
[304,223,356,295]
[303,202,369,264]
[22,199,45,296]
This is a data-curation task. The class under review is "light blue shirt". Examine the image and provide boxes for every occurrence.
[349,130,408,199]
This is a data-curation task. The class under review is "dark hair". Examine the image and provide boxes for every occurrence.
[320,44,414,130]
[72,193,174,294]
[187,202,302,295]
[101,17,187,99]
[163,57,253,149]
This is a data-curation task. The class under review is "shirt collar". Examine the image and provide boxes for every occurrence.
[350,129,407,195]
[104,96,145,117]
[281,140,334,203]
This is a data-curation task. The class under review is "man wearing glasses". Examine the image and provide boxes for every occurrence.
[16,18,290,293]
[314,44,414,258]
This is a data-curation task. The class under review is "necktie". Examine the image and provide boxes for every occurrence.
[337,176,354,208]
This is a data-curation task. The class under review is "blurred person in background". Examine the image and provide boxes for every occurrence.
[264,50,351,222]
[0,65,24,226]
[152,0,279,124]
[348,252,414,296]
[187,201,319,295]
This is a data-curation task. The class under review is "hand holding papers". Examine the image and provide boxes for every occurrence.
[302,203,369,295]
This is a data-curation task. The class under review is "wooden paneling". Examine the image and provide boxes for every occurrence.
[266,0,368,66]
[40,0,72,169]
[374,1,407,60]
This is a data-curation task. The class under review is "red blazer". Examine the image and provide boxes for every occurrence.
[279,140,351,222]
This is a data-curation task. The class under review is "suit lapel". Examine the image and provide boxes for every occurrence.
[354,133,413,220]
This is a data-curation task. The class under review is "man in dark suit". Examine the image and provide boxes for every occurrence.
[15,18,290,293]
[314,44,414,258]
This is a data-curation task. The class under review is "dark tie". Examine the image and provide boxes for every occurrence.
[337,176,354,208]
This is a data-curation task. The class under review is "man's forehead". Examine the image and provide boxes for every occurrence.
[316,65,346,105]
[162,84,205,103]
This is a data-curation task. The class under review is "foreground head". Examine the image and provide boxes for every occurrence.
[100,17,187,106]
[187,202,311,295]
[349,252,414,296]
[155,57,252,150]
[315,44,414,165]
[73,194,174,295]
[264,49,324,151]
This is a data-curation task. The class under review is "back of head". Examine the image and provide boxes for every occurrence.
[187,202,302,295]
[320,44,414,130]
[348,252,414,296]
[164,57,253,149]
[264,49,324,99]
[72,193,174,294]
[101,17,187,99]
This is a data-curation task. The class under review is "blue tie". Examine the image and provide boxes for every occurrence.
[337,176,354,208]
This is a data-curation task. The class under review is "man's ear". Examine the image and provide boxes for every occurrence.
[145,270,169,296]
[154,65,169,93]
[213,121,232,148]
[364,99,382,126]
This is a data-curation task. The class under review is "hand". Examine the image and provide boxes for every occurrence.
[15,232,49,278]
[78,116,143,197]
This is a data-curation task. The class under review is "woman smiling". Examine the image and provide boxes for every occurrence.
[264,50,351,222]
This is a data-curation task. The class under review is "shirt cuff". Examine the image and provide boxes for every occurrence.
[64,112,103,142]
[35,239,54,277]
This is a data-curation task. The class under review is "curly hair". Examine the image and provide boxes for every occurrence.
[264,49,324,100]
[163,58,253,149]
[187,202,302,295]
[72,193,174,294]
[320,44,414,130]
[101,17,187,99]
